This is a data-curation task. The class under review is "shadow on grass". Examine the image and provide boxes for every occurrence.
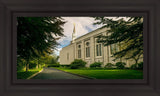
[17,68,42,79]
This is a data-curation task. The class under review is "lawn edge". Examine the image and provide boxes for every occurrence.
[27,69,43,79]
[51,67,95,79]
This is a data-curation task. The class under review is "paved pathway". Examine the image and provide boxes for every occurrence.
[31,67,87,79]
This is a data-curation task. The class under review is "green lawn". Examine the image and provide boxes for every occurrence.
[54,67,143,79]
[17,68,43,79]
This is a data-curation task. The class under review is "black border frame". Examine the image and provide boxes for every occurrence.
[0,0,160,96]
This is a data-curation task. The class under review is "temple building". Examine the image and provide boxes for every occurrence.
[59,24,142,67]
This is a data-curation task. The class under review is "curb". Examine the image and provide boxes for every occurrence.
[49,67,95,79]
[27,69,43,79]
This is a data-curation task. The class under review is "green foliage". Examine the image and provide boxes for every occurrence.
[17,57,26,71]
[70,59,87,69]
[90,62,102,68]
[138,62,143,70]
[42,55,58,64]
[47,63,60,67]
[115,62,126,69]
[17,17,65,71]
[60,65,70,68]
[130,64,137,69]
[93,17,143,63]
[40,63,46,68]
[29,62,37,69]
[130,62,143,70]
[29,64,37,69]
[105,63,114,68]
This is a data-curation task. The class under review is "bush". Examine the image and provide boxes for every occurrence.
[90,62,102,68]
[47,63,60,67]
[130,62,143,70]
[60,65,70,68]
[130,64,137,69]
[29,63,37,69]
[105,63,114,68]
[138,62,143,70]
[70,59,87,69]
[17,58,26,71]
[115,62,126,69]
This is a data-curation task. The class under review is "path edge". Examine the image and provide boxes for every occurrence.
[27,69,43,79]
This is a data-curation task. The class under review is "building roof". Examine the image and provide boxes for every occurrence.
[75,26,107,40]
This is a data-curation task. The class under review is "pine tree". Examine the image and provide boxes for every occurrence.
[93,17,143,63]
[17,17,65,71]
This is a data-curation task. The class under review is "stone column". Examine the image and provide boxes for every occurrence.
[81,40,85,60]
[90,37,95,64]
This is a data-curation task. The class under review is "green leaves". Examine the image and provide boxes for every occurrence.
[17,17,65,71]
[17,17,65,60]
[93,17,143,62]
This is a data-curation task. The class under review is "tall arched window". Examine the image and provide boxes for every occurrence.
[86,42,90,57]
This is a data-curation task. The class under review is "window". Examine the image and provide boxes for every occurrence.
[99,44,102,56]
[86,47,90,57]
[96,44,99,56]
[96,43,102,56]
[78,44,81,58]
[86,42,90,57]
[78,45,81,48]
[78,49,81,58]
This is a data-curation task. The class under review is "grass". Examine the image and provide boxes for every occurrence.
[17,68,43,79]
[53,67,143,79]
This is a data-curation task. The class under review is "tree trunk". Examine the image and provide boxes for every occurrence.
[26,60,29,72]
[133,57,139,67]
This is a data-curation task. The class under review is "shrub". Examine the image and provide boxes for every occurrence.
[17,57,26,71]
[70,59,87,69]
[47,63,60,67]
[130,64,137,69]
[138,62,143,70]
[130,62,143,70]
[70,64,79,69]
[60,65,70,68]
[29,62,37,69]
[90,62,102,68]
[105,63,114,68]
[115,62,126,69]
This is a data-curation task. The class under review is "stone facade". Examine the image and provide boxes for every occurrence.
[59,27,143,67]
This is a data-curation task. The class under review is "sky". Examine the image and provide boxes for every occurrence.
[54,17,103,55]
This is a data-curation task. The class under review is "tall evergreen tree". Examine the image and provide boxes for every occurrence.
[17,17,65,71]
[93,17,143,63]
